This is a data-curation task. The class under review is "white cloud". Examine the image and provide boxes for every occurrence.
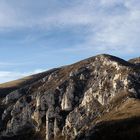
[0,0,139,53]
[44,0,140,55]
[39,0,140,56]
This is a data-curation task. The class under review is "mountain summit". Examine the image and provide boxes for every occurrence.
[0,54,140,140]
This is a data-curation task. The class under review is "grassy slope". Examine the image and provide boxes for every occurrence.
[0,68,59,98]
[77,92,140,140]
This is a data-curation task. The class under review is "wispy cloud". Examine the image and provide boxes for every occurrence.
[1,0,139,54]
[37,0,140,56]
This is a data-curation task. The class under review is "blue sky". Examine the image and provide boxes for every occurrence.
[0,0,140,83]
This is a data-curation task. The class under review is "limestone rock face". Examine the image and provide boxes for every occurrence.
[61,79,75,111]
[0,54,140,140]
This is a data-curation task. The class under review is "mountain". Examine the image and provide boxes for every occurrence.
[0,54,140,140]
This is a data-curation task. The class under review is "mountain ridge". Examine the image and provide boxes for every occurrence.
[0,54,140,140]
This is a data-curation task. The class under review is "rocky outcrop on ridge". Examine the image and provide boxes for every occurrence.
[129,57,140,66]
[0,54,140,140]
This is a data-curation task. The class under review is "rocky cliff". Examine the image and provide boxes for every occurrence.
[0,54,140,140]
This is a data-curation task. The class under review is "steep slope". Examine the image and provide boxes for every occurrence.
[0,68,59,98]
[0,54,140,140]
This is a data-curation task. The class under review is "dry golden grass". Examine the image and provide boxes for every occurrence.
[100,98,140,122]
[0,71,52,98]
[0,75,34,88]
